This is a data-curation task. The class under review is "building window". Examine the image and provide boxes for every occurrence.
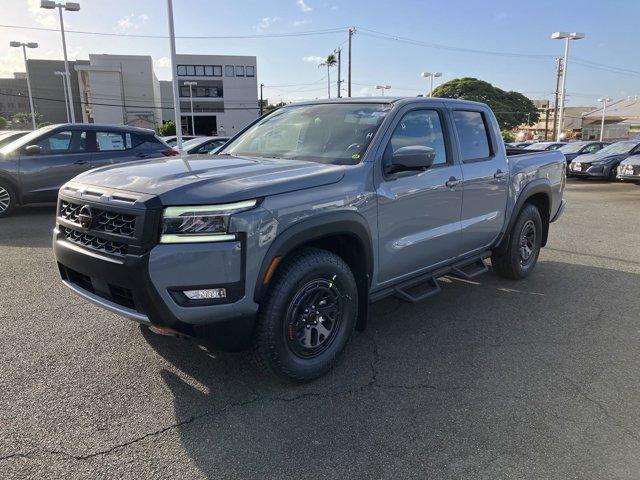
[196,87,206,97]
[225,65,235,77]
[235,66,245,77]
[195,65,205,76]
[186,65,195,76]
[177,65,187,76]
[180,86,190,97]
[204,65,213,76]
[213,65,222,76]
[245,66,255,77]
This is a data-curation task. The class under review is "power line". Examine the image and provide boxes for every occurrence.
[0,91,259,111]
[0,24,348,39]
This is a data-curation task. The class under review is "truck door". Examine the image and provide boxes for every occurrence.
[375,105,464,284]
[452,109,509,253]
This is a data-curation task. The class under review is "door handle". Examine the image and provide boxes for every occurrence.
[445,177,461,189]
[494,169,507,179]
[136,152,149,158]
[73,159,88,165]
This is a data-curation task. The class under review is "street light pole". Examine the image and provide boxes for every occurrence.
[10,41,38,130]
[375,85,391,96]
[54,71,70,123]
[259,83,264,115]
[421,72,442,97]
[597,97,612,141]
[551,31,585,141]
[185,81,197,135]
[165,0,183,151]
[41,2,80,123]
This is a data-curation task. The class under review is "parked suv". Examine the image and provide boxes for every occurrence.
[0,123,175,217]
[53,98,566,381]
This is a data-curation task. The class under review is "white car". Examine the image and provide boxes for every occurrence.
[617,155,640,183]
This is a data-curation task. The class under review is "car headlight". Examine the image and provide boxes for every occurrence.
[160,199,257,243]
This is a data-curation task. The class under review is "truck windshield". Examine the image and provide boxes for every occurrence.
[223,103,391,165]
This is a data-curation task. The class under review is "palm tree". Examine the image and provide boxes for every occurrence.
[319,54,338,99]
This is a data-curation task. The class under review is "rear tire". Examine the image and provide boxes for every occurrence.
[251,247,358,382]
[0,180,17,218]
[491,204,543,280]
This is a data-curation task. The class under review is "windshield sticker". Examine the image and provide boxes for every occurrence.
[352,153,361,160]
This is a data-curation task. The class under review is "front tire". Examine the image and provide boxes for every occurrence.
[0,181,17,218]
[491,204,543,280]
[251,247,358,382]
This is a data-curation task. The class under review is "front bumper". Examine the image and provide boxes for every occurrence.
[53,228,259,346]
[568,163,613,178]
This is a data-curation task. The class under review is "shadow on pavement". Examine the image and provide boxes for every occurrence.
[140,260,640,479]
[0,205,56,248]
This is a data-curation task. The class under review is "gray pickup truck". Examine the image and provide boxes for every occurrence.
[53,98,566,381]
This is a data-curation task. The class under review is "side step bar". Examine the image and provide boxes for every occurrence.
[370,252,490,304]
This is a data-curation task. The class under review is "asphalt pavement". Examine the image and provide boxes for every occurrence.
[1,178,639,479]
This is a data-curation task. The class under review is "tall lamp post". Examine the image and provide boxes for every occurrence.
[165,0,183,151]
[375,85,391,96]
[551,31,585,141]
[421,71,442,97]
[9,41,38,130]
[597,97,612,141]
[54,71,70,123]
[184,81,197,135]
[40,1,80,123]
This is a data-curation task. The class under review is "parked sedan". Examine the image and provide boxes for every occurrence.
[525,141,567,151]
[568,140,640,180]
[616,155,640,183]
[0,123,176,217]
[161,135,198,147]
[558,141,609,172]
[0,130,29,148]
[181,136,230,154]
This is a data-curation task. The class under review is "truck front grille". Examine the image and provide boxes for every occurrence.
[59,200,137,237]
[61,226,129,256]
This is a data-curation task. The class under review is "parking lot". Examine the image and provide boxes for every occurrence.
[1,179,639,479]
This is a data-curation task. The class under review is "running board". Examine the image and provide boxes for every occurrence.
[369,251,491,304]
[393,275,441,303]
[449,258,488,279]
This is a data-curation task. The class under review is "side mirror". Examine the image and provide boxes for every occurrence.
[387,146,436,173]
[25,144,41,155]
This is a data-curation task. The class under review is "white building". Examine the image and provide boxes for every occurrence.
[162,54,259,136]
[75,54,162,129]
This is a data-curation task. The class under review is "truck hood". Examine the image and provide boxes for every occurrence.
[73,154,346,205]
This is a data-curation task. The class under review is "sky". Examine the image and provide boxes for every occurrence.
[0,0,639,108]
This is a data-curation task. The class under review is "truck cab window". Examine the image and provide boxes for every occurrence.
[384,110,447,169]
[453,110,491,162]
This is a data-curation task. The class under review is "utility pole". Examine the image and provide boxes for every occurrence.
[259,83,264,115]
[544,106,550,140]
[184,81,196,135]
[552,57,563,142]
[335,47,342,98]
[551,31,585,141]
[165,0,183,151]
[348,27,355,97]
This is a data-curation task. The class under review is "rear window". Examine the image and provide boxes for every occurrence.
[452,110,491,162]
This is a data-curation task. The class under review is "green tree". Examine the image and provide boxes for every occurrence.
[501,130,516,143]
[0,116,7,129]
[265,102,287,114]
[159,120,176,136]
[319,54,338,98]
[431,77,539,130]
[12,112,43,129]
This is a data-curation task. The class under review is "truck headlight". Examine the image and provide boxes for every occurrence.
[160,199,257,243]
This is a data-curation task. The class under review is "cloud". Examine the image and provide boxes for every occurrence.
[0,49,25,78]
[303,55,324,63]
[253,16,280,31]
[359,87,373,97]
[27,0,65,29]
[297,0,313,12]
[293,19,311,27]
[154,57,171,68]
[493,11,508,21]
[116,13,149,31]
